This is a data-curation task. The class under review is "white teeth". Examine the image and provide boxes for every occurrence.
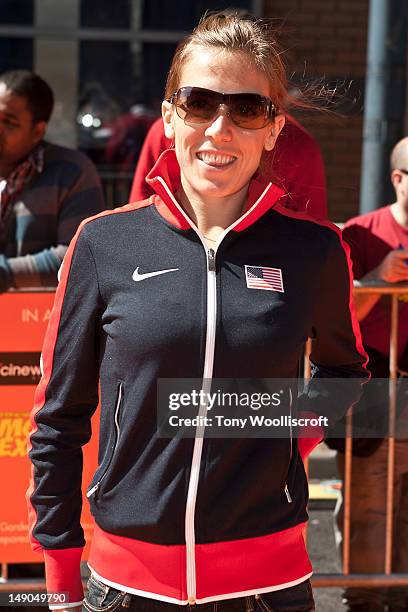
[197,152,236,165]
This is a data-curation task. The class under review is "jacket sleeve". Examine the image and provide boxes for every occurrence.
[271,117,328,220]
[26,220,103,608]
[297,228,369,458]
[4,155,105,292]
[297,142,327,220]
[341,221,369,279]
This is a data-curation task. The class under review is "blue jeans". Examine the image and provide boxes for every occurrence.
[82,575,315,612]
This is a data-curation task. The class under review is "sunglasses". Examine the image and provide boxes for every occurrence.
[168,86,277,129]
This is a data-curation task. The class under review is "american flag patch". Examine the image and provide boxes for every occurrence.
[245,265,284,292]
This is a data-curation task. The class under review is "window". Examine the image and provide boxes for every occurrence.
[1,0,33,25]
[0,39,33,72]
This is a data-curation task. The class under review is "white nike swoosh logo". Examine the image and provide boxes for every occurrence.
[132,266,179,282]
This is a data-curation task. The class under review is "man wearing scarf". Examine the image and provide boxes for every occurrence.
[0,70,104,291]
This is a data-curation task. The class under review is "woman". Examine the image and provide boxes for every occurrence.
[27,11,367,612]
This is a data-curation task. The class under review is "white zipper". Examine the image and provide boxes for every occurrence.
[154,178,221,604]
[154,177,274,604]
[86,383,123,499]
[185,247,217,604]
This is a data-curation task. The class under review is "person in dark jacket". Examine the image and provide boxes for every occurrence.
[0,70,105,291]
[27,12,368,612]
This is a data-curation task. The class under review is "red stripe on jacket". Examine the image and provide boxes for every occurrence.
[87,523,312,604]
[26,201,151,604]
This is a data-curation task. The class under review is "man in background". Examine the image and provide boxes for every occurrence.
[334,137,408,612]
[129,115,327,219]
[0,70,105,291]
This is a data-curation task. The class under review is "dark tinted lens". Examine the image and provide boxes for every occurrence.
[172,87,273,129]
[177,88,220,123]
[229,94,268,128]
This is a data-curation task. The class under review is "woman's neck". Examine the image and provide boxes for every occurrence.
[176,181,249,245]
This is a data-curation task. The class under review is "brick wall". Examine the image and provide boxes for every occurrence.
[264,0,369,221]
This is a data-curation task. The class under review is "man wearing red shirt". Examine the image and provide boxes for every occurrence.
[336,137,408,612]
[130,115,327,218]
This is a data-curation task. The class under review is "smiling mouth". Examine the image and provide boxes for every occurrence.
[196,152,237,167]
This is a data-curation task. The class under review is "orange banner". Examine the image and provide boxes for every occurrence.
[0,291,97,563]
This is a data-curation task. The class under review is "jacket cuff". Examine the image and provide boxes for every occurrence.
[297,411,324,460]
[43,547,84,609]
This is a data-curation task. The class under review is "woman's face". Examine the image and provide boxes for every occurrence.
[162,47,285,203]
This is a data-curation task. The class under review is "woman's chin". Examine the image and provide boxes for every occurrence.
[188,176,247,201]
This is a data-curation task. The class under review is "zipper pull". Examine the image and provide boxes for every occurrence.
[284,484,293,503]
[86,482,100,498]
[208,248,216,272]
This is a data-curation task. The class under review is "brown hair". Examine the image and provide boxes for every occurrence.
[165,11,293,112]
[0,70,54,124]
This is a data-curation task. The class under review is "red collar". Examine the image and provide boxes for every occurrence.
[146,148,285,232]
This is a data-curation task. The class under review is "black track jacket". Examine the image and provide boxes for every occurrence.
[28,150,368,609]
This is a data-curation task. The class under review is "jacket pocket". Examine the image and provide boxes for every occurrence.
[83,575,127,612]
[87,381,124,500]
[284,386,293,503]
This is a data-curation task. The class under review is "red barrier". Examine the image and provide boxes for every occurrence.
[0,291,97,563]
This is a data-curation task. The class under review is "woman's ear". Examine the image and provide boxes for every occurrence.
[162,100,175,140]
[264,114,285,152]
